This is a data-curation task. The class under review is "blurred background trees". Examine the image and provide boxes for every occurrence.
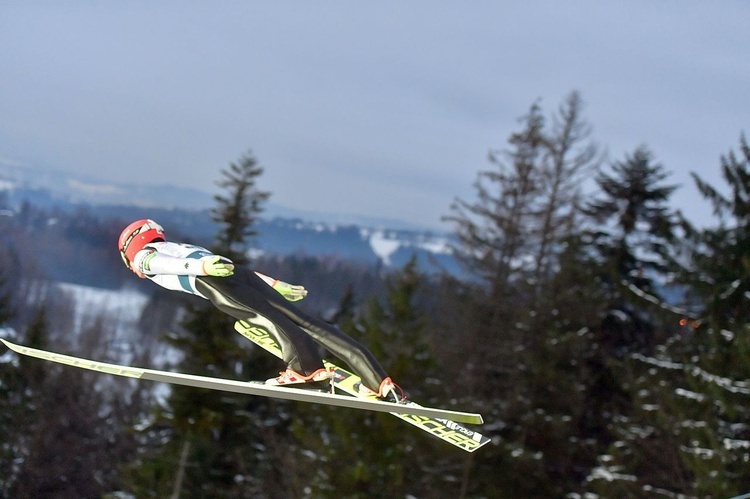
[1,96,748,497]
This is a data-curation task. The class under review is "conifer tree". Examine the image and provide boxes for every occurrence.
[1,308,52,496]
[581,146,682,363]
[586,135,750,496]
[0,266,17,496]
[442,99,547,405]
[529,91,600,303]
[669,133,750,494]
[442,93,604,496]
[0,273,11,328]
[126,151,279,497]
[446,101,544,301]
[585,146,679,305]
[575,146,682,495]
[358,257,433,387]
[687,133,750,331]
[290,259,450,498]
[3,308,131,497]
[211,150,270,265]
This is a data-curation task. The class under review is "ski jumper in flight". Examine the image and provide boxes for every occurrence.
[118,219,398,400]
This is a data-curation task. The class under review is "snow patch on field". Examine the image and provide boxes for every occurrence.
[57,283,149,337]
[368,231,402,265]
[363,228,452,265]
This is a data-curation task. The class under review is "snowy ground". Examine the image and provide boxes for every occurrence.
[57,283,149,339]
[364,228,451,266]
[56,283,183,370]
[56,283,180,403]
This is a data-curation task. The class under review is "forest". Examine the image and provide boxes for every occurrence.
[1,92,749,498]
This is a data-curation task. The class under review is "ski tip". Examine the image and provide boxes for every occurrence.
[1,338,34,357]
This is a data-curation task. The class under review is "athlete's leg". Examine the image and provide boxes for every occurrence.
[196,271,324,376]
[255,282,389,391]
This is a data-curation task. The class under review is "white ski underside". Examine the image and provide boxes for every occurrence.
[1,338,483,425]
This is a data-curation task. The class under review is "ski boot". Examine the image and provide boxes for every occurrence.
[265,367,334,391]
[357,377,404,403]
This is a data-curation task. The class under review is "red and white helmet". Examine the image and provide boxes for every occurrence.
[118,219,165,268]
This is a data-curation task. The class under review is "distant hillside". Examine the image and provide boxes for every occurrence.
[0,164,463,284]
[0,161,215,212]
[0,161,434,231]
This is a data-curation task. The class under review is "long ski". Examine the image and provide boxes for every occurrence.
[234,320,490,452]
[0,338,483,425]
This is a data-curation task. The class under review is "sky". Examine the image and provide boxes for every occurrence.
[1,2,748,230]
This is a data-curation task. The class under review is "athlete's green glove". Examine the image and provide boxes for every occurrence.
[272,280,308,301]
[202,256,235,277]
